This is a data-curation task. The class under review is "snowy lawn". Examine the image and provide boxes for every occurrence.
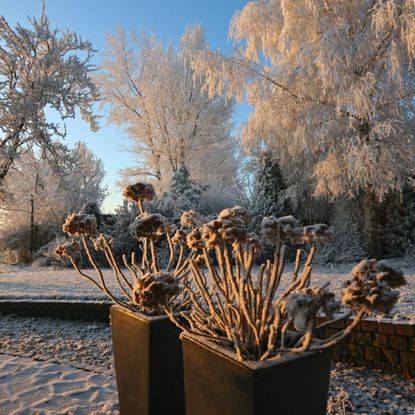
[0,260,414,320]
[0,314,413,415]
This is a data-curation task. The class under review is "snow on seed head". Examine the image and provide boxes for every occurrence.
[63,213,97,236]
[54,239,82,258]
[303,224,334,245]
[123,182,156,202]
[260,215,301,246]
[92,233,113,251]
[286,288,322,331]
[133,272,180,310]
[172,228,189,246]
[342,259,406,314]
[218,205,251,224]
[180,210,203,228]
[130,212,174,240]
[186,227,204,250]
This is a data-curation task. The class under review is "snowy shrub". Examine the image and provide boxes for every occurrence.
[315,204,365,264]
[58,183,406,361]
[57,182,189,316]
[148,164,206,224]
[378,187,415,258]
[165,208,406,362]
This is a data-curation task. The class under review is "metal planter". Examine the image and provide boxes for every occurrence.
[181,333,331,415]
[110,305,185,415]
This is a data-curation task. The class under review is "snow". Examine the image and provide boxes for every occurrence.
[0,315,117,414]
[0,261,413,320]
[0,314,413,415]
[0,265,122,302]
[0,354,118,414]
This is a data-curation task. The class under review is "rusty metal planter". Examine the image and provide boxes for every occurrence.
[110,305,185,415]
[181,333,331,415]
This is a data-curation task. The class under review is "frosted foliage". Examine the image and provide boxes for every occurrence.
[190,0,415,200]
[316,204,365,264]
[96,25,237,191]
[0,142,106,248]
[0,8,99,185]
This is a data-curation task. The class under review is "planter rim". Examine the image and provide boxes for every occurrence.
[110,303,170,323]
[181,332,325,371]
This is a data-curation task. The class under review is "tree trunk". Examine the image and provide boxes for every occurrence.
[363,188,380,259]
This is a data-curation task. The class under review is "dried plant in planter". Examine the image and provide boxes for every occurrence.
[55,183,190,315]
[166,207,407,361]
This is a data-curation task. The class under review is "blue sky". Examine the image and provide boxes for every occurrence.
[2,0,249,212]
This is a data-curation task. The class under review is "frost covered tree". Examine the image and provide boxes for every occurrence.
[149,164,206,222]
[0,142,106,260]
[190,0,415,257]
[250,151,287,231]
[96,25,237,191]
[0,6,99,191]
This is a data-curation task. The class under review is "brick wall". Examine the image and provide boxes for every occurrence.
[316,316,415,378]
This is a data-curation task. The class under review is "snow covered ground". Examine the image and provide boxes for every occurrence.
[0,260,414,319]
[0,314,413,415]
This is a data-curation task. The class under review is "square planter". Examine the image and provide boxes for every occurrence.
[110,305,185,415]
[181,333,331,415]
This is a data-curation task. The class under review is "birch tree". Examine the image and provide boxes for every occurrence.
[0,6,99,191]
[189,0,415,257]
[96,25,236,191]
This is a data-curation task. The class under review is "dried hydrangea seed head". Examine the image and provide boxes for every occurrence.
[374,260,406,288]
[219,216,248,246]
[180,210,203,228]
[201,219,225,249]
[351,259,377,279]
[286,289,322,331]
[260,215,302,246]
[62,213,97,236]
[92,234,113,251]
[247,232,262,253]
[132,272,180,310]
[172,229,189,245]
[123,182,156,202]
[54,239,82,258]
[303,224,334,245]
[130,212,174,240]
[317,286,340,318]
[218,205,251,224]
[186,227,204,250]
[342,259,406,315]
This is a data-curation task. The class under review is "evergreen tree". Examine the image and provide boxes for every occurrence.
[149,164,206,224]
[250,152,287,233]
[378,187,415,258]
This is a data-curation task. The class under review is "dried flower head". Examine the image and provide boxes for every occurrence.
[218,205,251,223]
[201,219,224,249]
[180,210,204,228]
[342,259,406,314]
[133,272,180,310]
[92,234,113,251]
[247,232,262,253]
[286,288,322,331]
[172,228,189,246]
[303,224,334,245]
[62,213,97,236]
[187,227,204,250]
[374,260,406,289]
[260,215,301,246]
[123,182,156,202]
[54,239,82,258]
[131,212,174,240]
